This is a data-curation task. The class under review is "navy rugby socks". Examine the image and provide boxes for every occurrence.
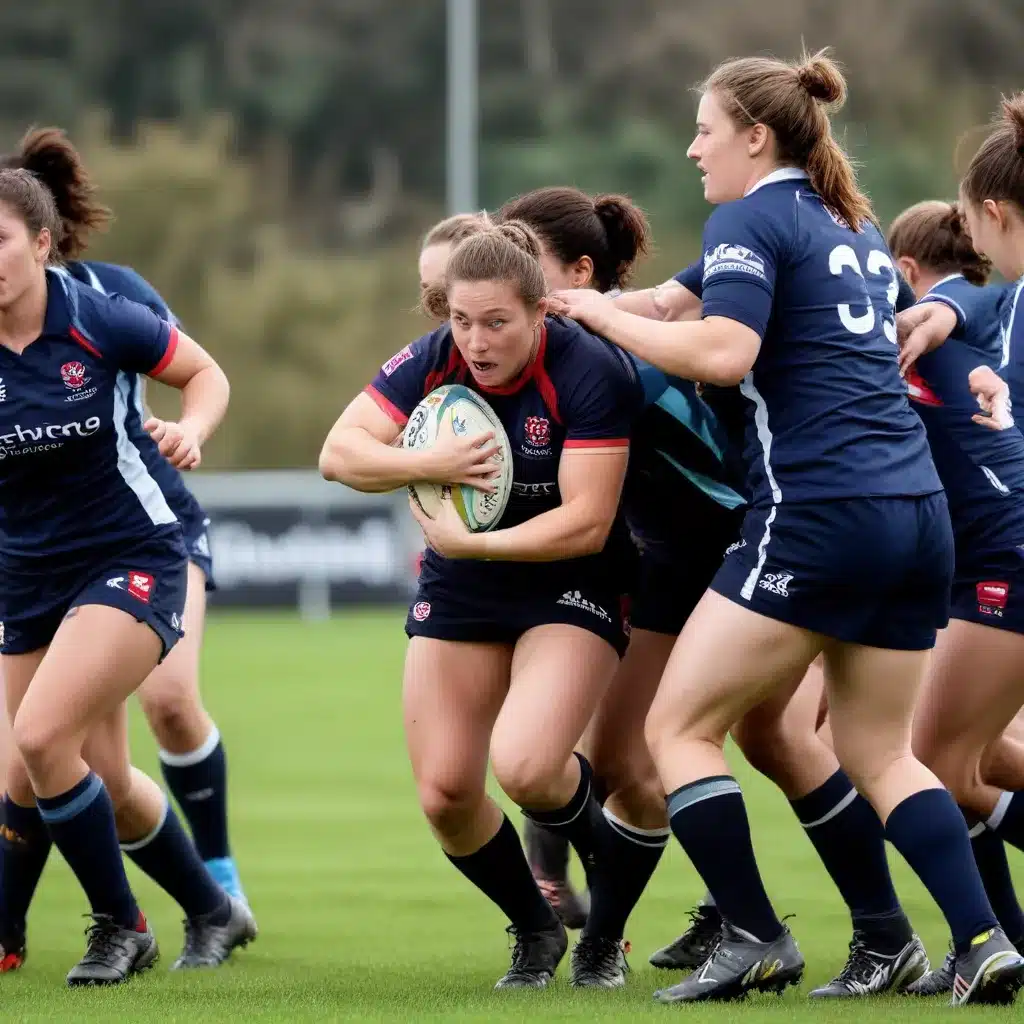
[159,726,231,861]
[524,753,666,940]
[37,773,142,931]
[666,776,783,943]
[0,797,51,938]
[582,806,668,941]
[523,754,599,868]
[122,799,230,923]
[791,769,911,952]
[446,814,559,933]
[885,789,997,953]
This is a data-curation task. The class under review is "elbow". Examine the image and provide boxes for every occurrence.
[702,350,752,387]
[575,515,615,556]
[318,440,350,485]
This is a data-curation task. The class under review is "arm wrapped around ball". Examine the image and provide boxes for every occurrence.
[411,445,628,561]
[319,392,498,494]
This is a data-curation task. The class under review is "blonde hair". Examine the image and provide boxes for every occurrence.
[422,222,546,321]
[422,211,491,250]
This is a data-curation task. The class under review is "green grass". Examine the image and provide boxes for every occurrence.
[4,609,1020,1021]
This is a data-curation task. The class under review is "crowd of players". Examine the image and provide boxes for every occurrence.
[0,42,1023,1009]
[322,48,1024,1008]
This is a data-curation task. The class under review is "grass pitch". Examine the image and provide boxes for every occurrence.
[2,609,1015,1021]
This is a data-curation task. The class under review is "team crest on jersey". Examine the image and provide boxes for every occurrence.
[524,416,551,448]
[60,361,90,390]
[703,244,767,284]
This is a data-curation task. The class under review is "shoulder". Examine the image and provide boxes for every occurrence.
[72,285,167,351]
[701,195,793,280]
[84,262,173,320]
[371,323,454,408]
[545,315,636,381]
[386,323,452,372]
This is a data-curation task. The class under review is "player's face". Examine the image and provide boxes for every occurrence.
[959,191,1024,281]
[688,91,758,205]
[536,240,594,291]
[0,204,48,309]
[419,243,452,294]
[448,279,546,387]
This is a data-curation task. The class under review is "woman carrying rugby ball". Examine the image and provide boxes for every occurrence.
[319,222,642,991]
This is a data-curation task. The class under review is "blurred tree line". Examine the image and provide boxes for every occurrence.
[0,0,1021,467]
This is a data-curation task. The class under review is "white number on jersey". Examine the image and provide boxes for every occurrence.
[828,245,898,344]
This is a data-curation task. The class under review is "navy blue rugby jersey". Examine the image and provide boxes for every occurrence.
[58,261,207,532]
[368,315,642,581]
[917,274,1013,367]
[0,268,185,567]
[906,278,1024,557]
[623,357,746,546]
[692,168,942,507]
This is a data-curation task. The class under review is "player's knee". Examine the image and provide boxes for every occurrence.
[835,739,913,800]
[417,778,483,835]
[11,710,68,778]
[643,704,681,764]
[490,749,566,809]
[4,750,34,805]
[138,673,202,747]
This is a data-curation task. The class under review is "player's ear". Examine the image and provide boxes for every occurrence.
[534,295,549,323]
[570,256,595,289]
[747,122,769,159]
[34,227,51,265]
[895,256,919,291]
[983,199,1008,231]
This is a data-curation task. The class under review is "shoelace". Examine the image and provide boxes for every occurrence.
[682,905,721,950]
[575,938,631,977]
[834,937,878,985]
[504,925,535,976]
[80,915,126,964]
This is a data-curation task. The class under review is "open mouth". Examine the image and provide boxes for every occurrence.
[471,360,496,373]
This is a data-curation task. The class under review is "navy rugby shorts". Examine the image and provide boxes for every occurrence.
[711,493,952,651]
[405,566,630,657]
[629,506,743,636]
[950,546,1024,634]
[1,537,188,660]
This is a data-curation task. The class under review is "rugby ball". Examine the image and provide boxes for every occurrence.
[403,384,513,532]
